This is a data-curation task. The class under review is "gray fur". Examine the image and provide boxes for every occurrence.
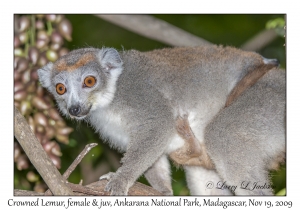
[37,46,284,195]
[143,155,173,195]
[205,69,285,195]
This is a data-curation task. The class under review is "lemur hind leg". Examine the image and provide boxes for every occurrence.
[169,115,214,169]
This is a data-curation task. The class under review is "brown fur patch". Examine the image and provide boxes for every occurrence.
[54,53,95,72]
[169,115,214,169]
[225,64,277,107]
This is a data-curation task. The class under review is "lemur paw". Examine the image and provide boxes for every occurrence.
[100,172,129,195]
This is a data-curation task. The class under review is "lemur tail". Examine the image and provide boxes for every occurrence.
[225,58,280,107]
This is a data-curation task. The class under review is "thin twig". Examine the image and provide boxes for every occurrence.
[64,143,98,179]
[44,143,98,195]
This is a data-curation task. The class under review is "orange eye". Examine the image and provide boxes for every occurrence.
[56,83,66,95]
[84,76,96,88]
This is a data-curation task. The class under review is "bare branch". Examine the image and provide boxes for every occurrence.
[64,143,98,179]
[241,29,278,51]
[96,15,211,47]
[14,106,74,196]
[14,189,45,196]
[15,180,162,196]
[67,182,106,196]
[86,180,162,196]
[44,143,98,195]
[97,15,279,53]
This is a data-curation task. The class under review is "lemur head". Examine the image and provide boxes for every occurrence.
[38,48,123,120]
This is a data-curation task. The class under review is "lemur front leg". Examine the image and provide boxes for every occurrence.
[100,117,174,195]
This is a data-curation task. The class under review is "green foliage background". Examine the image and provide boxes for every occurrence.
[15,14,286,195]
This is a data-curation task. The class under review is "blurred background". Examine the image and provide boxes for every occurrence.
[14,14,286,195]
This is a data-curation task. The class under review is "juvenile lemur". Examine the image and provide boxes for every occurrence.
[38,45,285,195]
[171,68,285,195]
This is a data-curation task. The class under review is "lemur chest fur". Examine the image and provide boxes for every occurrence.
[88,108,129,152]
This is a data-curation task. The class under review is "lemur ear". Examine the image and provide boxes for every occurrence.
[38,62,54,89]
[98,48,123,71]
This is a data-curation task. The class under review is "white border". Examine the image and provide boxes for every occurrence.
[2,1,300,209]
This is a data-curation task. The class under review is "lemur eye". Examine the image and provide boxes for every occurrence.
[83,76,96,88]
[56,83,66,95]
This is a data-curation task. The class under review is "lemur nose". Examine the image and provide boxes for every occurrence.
[69,105,81,116]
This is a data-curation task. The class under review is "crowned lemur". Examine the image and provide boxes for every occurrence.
[38,45,285,195]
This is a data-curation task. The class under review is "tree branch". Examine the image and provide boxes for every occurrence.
[65,143,98,179]
[86,180,162,196]
[240,29,278,51]
[14,106,74,195]
[96,14,211,47]
[44,143,98,195]
[14,189,45,196]
[97,14,279,53]
[15,180,162,196]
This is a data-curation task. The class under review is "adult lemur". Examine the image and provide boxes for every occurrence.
[38,45,285,195]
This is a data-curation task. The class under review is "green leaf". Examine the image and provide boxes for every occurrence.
[276,188,286,196]
[266,18,285,37]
